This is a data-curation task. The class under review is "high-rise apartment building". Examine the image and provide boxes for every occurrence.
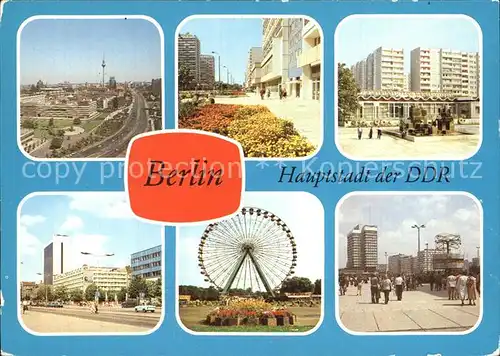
[410,47,480,97]
[260,18,289,96]
[43,234,72,285]
[346,224,378,271]
[131,245,162,280]
[199,54,215,89]
[178,33,201,89]
[151,78,161,97]
[245,47,263,89]
[352,47,405,91]
[108,76,117,89]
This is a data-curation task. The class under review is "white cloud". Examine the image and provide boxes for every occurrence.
[20,214,46,227]
[68,193,135,219]
[59,215,84,232]
[19,224,42,256]
[454,208,475,222]
[65,233,111,270]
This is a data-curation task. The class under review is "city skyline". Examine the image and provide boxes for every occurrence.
[178,192,324,287]
[337,194,481,268]
[336,16,480,72]
[20,19,162,85]
[178,18,262,84]
[19,193,163,281]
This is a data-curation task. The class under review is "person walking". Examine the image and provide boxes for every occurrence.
[394,274,404,301]
[357,278,363,296]
[357,126,363,140]
[447,273,457,300]
[22,300,28,314]
[368,126,373,139]
[476,272,480,296]
[456,272,468,306]
[260,88,265,100]
[370,274,380,304]
[381,275,392,304]
[377,126,382,139]
[467,273,477,306]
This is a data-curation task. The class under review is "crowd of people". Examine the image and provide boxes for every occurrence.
[356,126,383,140]
[339,270,480,306]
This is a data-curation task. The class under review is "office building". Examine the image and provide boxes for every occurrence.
[352,47,405,91]
[199,54,215,89]
[43,234,72,285]
[297,19,321,100]
[418,248,438,273]
[53,265,129,293]
[346,224,378,272]
[245,47,263,89]
[108,76,117,89]
[388,254,414,275]
[260,18,289,97]
[151,78,161,97]
[131,245,162,280]
[178,33,201,89]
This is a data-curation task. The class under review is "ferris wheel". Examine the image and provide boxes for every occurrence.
[198,207,297,297]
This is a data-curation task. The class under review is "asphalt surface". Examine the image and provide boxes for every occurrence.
[28,306,161,328]
[71,92,150,158]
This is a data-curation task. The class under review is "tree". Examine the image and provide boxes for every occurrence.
[152,278,162,298]
[48,118,54,127]
[313,279,321,295]
[54,286,68,301]
[73,118,81,125]
[280,277,313,294]
[69,289,84,302]
[49,137,63,149]
[179,63,194,90]
[36,284,53,301]
[127,276,148,299]
[21,119,36,129]
[84,283,104,301]
[117,287,127,302]
[338,63,360,126]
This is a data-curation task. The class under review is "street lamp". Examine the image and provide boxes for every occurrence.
[80,252,114,267]
[411,224,426,256]
[223,65,230,84]
[36,273,50,302]
[211,51,221,89]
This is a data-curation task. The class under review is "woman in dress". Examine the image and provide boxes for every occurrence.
[467,273,477,306]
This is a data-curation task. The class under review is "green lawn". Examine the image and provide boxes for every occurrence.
[188,325,315,333]
[82,119,104,132]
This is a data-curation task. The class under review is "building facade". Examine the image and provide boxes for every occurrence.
[346,224,378,272]
[286,19,303,98]
[260,18,289,97]
[199,55,215,89]
[418,248,438,273]
[53,265,129,294]
[388,254,415,275]
[131,245,162,280]
[43,234,72,285]
[352,47,405,91]
[245,47,263,89]
[297,19,321,100]
[178,33,201,89]
[410,48,480,97]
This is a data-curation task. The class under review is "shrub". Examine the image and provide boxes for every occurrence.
[179,104,239,135]
[73,118,81,125]
[178,101,198,120]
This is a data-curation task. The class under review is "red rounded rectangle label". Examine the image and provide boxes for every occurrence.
[126,130,244,224]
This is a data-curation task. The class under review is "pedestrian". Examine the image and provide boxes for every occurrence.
[267,89,271,99]
[357,126,363,140]
[260,88,265,100]
[381,275,392,304]
[283,88,287,99]
[357,279,363,296]
[430,274,434,291]
[369,126,373,139]
[22,300,28,314]
[339,275,345,296]
[370,274,380,304]
[394,274,404,301]
[456,272,468,306]
[279,88,283,100]
[447,273,457,300]
[377,126,382,139]
[467,273,477,306]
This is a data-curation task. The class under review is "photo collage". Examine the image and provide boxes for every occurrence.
[1,6,496,356]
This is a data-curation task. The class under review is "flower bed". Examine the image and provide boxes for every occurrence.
[205,299,296,327]
[179,103,315,158]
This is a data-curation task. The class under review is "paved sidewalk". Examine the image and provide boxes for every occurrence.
[339,284,480,332]
[215,96,321,147]
[22,311,149,333]
[338,127,479,160]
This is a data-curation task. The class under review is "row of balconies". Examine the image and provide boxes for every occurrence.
[298,43,321,67]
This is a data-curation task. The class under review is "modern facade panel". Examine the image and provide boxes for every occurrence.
[199,54,215,89]
[178,33,201,89]
[131,245,162,280]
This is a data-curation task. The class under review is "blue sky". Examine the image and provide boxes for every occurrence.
[178,192,324,288]
[179,18,262,85]
[19,193,162,281]
[336,16,480,72]
[20,19,161,85]
[337,194,481,268]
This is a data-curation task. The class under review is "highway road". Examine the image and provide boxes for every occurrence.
[71,92,151,158]
[27,306,162,328]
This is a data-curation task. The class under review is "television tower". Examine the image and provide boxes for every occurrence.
[101,54,106,87]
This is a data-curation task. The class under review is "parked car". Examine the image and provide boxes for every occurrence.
[135,304,156,313]
[121,299,138,308]
[46,302,63,308]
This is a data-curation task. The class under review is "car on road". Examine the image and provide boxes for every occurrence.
[135,304,156,313]
[121,299,138,308]
[46,302,63,308]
